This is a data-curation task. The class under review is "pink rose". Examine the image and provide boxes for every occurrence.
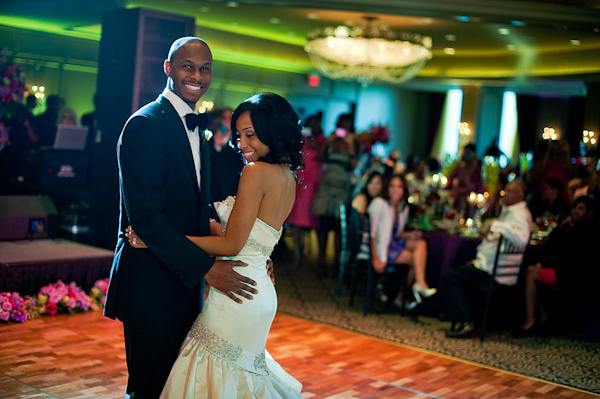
[46,302,57,316]
[0,311,9,321]
[1,301,13,311]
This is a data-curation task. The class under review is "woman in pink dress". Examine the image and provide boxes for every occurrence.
[286,114,325,268]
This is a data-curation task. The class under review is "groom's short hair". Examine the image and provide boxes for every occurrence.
[167,37,209,62]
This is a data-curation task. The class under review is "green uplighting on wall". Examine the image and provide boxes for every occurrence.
[0,16,101,41]
[212,48,312,74]
[126,3,306,47]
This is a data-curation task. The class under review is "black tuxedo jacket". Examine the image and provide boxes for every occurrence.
[104,95,213,331]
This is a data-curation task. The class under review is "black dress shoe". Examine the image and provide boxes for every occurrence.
[445,322,476,338]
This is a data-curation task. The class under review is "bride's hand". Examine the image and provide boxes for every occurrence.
[210,221,224,236]
[125,225,148,248]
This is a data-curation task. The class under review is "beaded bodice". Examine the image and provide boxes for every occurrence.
[214,196,282,258]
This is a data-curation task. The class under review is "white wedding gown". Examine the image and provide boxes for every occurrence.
[160,196,303,398]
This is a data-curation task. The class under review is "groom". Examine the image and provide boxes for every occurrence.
[104,37,258,398]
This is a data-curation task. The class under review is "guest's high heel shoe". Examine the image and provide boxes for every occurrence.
[412,283,437,304]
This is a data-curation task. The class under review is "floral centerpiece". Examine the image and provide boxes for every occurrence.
[88,278,109,308]
[0,48,27,118]
[355,124,390,153]
[36,280,98,316]
[0,292,37,323]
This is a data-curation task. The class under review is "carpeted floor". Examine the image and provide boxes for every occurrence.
[272,248,600,394]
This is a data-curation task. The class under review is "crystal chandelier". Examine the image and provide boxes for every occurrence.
[304,18,432,86]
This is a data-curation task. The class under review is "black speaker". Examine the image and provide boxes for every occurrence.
[0,195,58,240]
[89,8,195,249]
[42,150,90,187]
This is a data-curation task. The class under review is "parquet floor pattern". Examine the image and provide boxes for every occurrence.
[0,311,597,399]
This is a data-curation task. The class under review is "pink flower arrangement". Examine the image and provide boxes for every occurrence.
[0,292,36,323]
[88,278,109,308]
[0,49,27,105]
[1,278,109,324]
[36,280,98,316]
[356,125,390,152]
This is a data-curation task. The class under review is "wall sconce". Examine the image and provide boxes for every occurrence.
[542,126,558,140]
[458,122,471,136]
[583,130,597,147]
[458,122,472,150]
[31,85,46,99]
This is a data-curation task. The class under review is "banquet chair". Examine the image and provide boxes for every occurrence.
[338,203,410,316]
[336,202,362,296]
[480,234,527,341]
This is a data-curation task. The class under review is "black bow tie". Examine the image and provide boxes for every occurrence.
[185,113,208,131]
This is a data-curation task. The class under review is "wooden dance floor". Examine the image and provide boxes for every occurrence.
[0,311,597,399]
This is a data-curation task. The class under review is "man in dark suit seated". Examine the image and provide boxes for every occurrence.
[441,181,533,338]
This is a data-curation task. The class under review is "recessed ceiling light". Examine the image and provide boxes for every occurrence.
[571,39,581,45]
[445,34,457,42]
[506,44,516,51]
[443,47,456,55]
[498,28,510,35]
[269,17,281,24]
[226,1,239,7]
[307,13,319,20]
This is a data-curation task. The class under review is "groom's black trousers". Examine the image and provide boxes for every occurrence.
[123,323,190,398]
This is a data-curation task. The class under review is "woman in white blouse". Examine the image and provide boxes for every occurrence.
[367,174,436,308]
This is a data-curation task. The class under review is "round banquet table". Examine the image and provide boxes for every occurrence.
[419,230,481,316]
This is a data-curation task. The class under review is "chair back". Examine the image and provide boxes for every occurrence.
[481,234,528,341]
[491,235,528,285]
[337,203,365,295]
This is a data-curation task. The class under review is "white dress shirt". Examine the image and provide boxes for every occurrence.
[367,197,410,264]
[162,88,201,188]
[473,200,533,285]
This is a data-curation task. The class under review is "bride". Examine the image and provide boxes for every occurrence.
[127,92,304,398]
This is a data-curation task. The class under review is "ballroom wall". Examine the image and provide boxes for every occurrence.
[1,23,593,165]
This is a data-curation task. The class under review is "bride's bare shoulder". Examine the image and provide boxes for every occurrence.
[240,161,283,176]
[240,161,294,188]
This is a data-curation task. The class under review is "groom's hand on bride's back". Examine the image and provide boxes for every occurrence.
[205,260,257,304]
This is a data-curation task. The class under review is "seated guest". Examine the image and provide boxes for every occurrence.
[405,159,435,200]
[441,181,533,338]
[352,171,384,214]
[58,107,78,126]
[567,158,599,203]
[447,143,483,213]
[521,195,598,335]
[530,176,571,222]
[32,95,63,147]
[367,174,435,309]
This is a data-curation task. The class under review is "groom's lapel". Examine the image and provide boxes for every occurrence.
[199,129,210,199]
[158,95,198,188]
[198,128,211,236]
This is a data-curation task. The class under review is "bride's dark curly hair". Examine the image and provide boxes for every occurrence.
[231,92,304,172]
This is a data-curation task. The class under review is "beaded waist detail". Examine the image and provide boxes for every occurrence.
[189,318,268,375]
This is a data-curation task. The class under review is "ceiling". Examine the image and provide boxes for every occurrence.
[2,0,600,88]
